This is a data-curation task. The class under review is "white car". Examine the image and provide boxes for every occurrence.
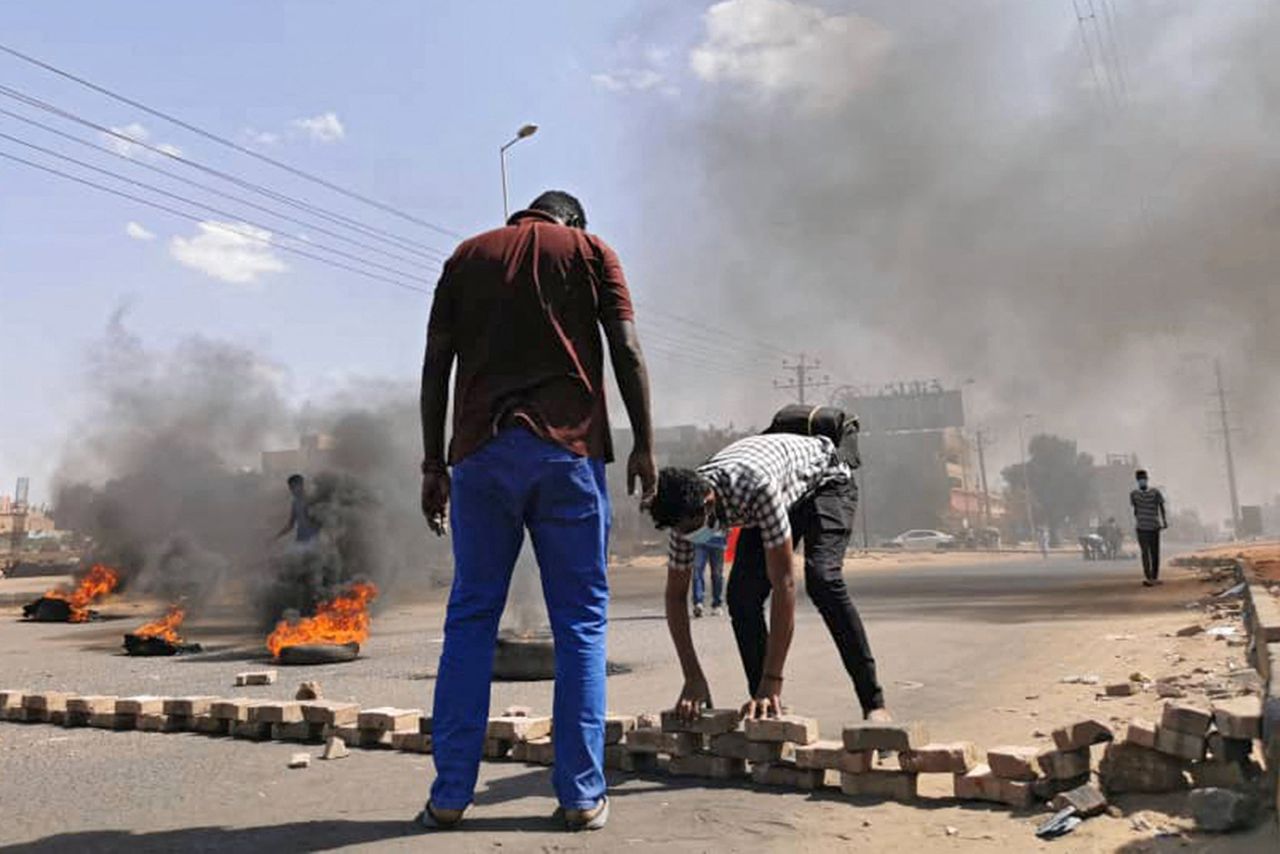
[888,529,956,551]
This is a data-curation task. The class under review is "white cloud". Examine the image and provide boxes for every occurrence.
[591,69,666,93]
[244,128,281,146]
[101,122,183,159]
[124,221,155,241]
[292,112,345,143]
[102,122,150,157]
[169,220,287,285]
[690,0,892,112]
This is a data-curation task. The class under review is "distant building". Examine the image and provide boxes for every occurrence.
[834,382,999,538]
[261,433,336,479]
[1093,453,1140,525]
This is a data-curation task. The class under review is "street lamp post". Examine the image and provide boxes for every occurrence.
[500,124,539,222]
[1018,414,1037,544]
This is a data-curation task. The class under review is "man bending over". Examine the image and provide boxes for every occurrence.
[648,431,890,722]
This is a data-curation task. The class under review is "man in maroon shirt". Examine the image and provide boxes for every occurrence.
[419,190,655,832]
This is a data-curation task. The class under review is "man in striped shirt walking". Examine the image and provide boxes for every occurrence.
[1130,468,1168,586]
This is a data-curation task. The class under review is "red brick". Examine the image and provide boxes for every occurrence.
[391,732,434,754]
[164,696,217,716]
[661,708,741,736]
[667,753,746,779]
[299,700,360,726]
[709,731,793,763]
[249,702,303,724]
[898,742,978,774]
[1125,719,1159,750]
[486,715,551,742]
[840,770,917,801]
[1160,701,1212,736]
[605,714,637,744]
[751,761,826,790]
[357,707,421,732]
[744,715,819,745]
[841,721,928,752]
[1051,719,1114,752]
[1211,696,1262,741]
[987,746,1041,781]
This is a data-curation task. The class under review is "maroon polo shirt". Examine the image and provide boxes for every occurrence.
[425,209,635,465]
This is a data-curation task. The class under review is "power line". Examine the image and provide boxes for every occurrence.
[0,148,430,295]
[0,106,440,273]
[0,41,464,240]
[0,129,433,287]
[633,298,795,359]
[0,84,450,263]
[774,353,829,405]
[1070,0,1114,109]
[636,323,781,372]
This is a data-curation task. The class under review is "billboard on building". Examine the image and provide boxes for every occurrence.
[834,382,965,433]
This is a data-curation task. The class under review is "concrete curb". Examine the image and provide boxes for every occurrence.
[1229,557,1280,827]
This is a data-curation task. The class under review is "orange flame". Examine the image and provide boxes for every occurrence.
[266,581,378,658]
[132,606,186,643]
[43,564,120,622]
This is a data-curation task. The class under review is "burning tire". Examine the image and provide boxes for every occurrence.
[276,641,360,665]
[122,633,203,656]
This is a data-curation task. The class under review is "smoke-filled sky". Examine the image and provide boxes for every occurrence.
[3,1,1278,526]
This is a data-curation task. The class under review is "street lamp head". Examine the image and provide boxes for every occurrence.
[517,124,538,139]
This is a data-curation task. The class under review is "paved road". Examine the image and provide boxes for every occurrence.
[2,547,1268,853]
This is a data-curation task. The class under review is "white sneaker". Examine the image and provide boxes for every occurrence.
[692,604,704,618]
[710,606,723,617]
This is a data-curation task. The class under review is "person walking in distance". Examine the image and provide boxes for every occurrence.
[1130,468,1168,586]
[690,528,727,618]
[418,190,656,832]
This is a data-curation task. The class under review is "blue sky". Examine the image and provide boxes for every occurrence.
[0,1,705,501]
[1,1,1273,523]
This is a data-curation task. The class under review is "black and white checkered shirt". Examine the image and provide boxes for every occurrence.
[667,434,852,573]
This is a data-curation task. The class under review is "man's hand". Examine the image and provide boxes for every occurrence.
[420,470,451,536]
[741,675,783,721]
[675,675,714,722]
[628,446,657,508]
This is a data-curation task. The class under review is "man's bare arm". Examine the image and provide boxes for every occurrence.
[665,568,712,719]
[602,317,655,499]
[420,273,456,534]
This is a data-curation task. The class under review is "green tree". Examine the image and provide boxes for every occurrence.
[1002,434,1095,544]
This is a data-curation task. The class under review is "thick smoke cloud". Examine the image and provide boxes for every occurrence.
[53,312,446,625]
[632,1,1280,521]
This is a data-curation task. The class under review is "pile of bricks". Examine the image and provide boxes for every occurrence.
[1099,698,1264,794]
[2,687,1269,822]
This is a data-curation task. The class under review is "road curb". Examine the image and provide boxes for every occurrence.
[1228,557,1280,828]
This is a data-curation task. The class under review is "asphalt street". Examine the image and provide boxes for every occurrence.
[2,546,1269,853]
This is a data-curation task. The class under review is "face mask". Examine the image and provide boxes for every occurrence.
[1137,479,1149,490]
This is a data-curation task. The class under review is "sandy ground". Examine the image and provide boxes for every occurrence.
[0,548,1275,852]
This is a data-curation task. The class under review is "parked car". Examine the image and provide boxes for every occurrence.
[887,529,956,551]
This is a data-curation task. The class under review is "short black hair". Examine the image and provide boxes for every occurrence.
[287,473,305,487]
[529,190,587,229]
[649,468,709,529]
[1135,469,1148,479]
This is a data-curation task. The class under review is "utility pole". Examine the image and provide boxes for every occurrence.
[1017,415,1037,543]
[974,428,992,527]
[1213,359,1241,536]
[775,354,829,405]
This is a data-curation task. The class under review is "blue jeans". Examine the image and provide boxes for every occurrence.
[430,428,611,811]
[692,544,725,608]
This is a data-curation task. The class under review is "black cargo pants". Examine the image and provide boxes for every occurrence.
[726,478,886,714]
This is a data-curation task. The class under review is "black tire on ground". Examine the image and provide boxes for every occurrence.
[277,642,360,665]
